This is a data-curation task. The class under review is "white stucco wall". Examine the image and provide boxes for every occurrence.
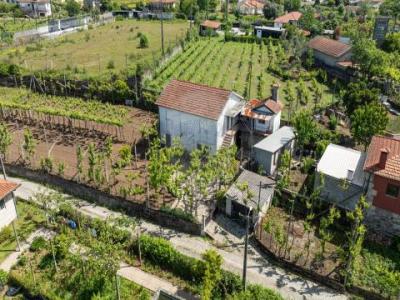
[0,194,17,231]
[272,111,281,132]
[159,107,218,152]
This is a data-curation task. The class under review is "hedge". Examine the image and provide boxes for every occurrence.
[134,234,284,299]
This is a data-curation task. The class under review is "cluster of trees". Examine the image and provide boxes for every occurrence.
[148,138,238,217]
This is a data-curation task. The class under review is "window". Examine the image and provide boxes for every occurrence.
[258,119,265,124]
[0,199,5,209]
[386,184,400,198]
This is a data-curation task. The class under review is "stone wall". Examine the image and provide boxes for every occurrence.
[366,205,400,238]
[6,163,202,235]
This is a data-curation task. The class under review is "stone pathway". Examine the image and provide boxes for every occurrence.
[118,263,197,300]
[0,228,54,272]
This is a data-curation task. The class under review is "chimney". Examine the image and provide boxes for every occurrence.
[378,148,390,169]
[271,83,280,102]
[346,170,354,181]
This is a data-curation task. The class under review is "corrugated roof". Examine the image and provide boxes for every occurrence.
[0,179,19,200]
[308,36,352,58]
[156,80,232,121]
[201,20,221,29]
[226,169,275,209]
[317,144,366,187]
[364,135,400,180]
[253,126,295,153]
[274,11,302,24]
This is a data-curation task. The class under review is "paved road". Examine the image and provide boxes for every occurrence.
[11,176,347,300]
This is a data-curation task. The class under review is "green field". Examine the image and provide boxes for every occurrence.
[1,19,189,77]
[149,38,334,116]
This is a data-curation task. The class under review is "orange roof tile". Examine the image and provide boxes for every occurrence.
[156,80,232,120]
[308,36,352,58]
[364,136,400,180]
[274,11,302,24]
[0,179,19,200]
[242,98,282,120]
[201,20,221,29]
[240,0,264,9]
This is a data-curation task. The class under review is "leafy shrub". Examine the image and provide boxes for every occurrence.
[107,60,115,69]
[17,255,27,267]
[139,34,149,48]
[228,284,284,300]
[301,157,315,174]
[30,236,47,252]
[0,226,13,242]
[0,269,8,287]
[40,157,53,173]
[39,253,54,269]
[328,115,338,130]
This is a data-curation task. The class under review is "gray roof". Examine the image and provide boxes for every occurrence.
[226,169,275,210]
[253,126,295,153]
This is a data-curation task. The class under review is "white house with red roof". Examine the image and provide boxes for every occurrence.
[156,80,245,153]
[274,11,302,28]
[240,83,282,135]
[237,0,264,15]
[0,179,20,231]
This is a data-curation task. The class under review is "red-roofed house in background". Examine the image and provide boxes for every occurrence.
[237,0,264,15]
[200,20,221,36]
[274,11,302,28]
[364,135,400,237]
[0,178,20,231]
[156,80,245,152]
[307,36,354,81]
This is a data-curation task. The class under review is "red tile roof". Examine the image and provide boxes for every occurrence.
[0,179,19,200]
[364,136,400,180]
[274,11,302,24]
[240,0,264,9]
[242,98,282,120]
[201,20,221,29]
[308,36,352,58]
[156,80,232,120]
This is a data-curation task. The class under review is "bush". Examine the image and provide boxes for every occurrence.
[228,284,284,300]
[139,34,149,48]
[301,157,315,174]
[107,60,115,69]
[30,236,47,252]
[0,269,8,288]
[328,115,338,130]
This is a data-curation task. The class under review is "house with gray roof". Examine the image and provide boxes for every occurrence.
[252,126,295,176]
[226,169,275,224]
[316,144,367,211]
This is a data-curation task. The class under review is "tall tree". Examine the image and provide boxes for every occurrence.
[22,128,36,165]
[350,102,389,150]
[201,249,223,300]
[342,81,380,115]
[292,111,318,153]
[0,124,11,159]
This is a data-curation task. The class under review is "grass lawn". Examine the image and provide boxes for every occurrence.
[149,38,334,117]
[387,114,400,134]
[0,19,189,77]
[0,199,45,263]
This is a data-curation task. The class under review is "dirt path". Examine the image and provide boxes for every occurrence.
[11,176,347,300]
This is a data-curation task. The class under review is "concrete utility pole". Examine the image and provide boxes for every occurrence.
[242,207,252,290]
[160,5,165,57]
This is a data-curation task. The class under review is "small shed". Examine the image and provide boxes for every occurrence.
[316,144,366,211]
[226,169,275,225]
[254,26,285,38]
[200,20,221,36]
[253,126,295,176]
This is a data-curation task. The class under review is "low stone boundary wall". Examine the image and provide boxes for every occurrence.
[6,163,202,235]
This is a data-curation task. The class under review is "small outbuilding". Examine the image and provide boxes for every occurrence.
[226,169,275,225]
[252,126,295,176]
[254,26,285,38]
[200,20,221,36]
[316,144,366,211]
